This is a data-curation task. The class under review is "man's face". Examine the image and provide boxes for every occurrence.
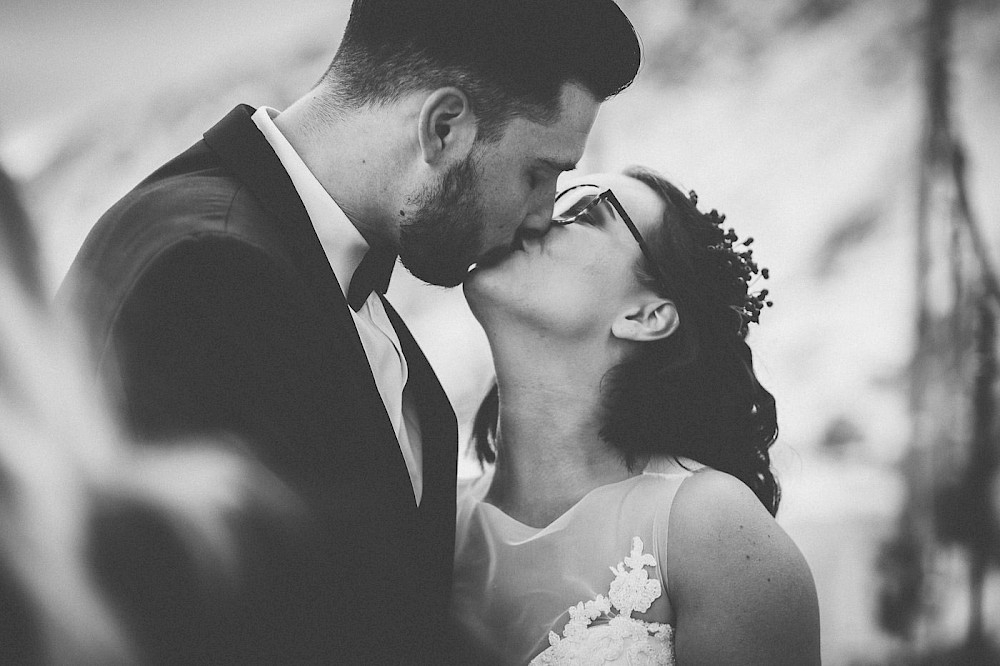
[397,151,484,287]
[398,83,600,287]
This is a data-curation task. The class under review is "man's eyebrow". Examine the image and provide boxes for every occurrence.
[538,158,578,173]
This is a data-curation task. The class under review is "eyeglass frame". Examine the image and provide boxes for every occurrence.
[552,185,670,289]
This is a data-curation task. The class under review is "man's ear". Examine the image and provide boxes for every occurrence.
[611,299,680,342]
[417,87,477,165]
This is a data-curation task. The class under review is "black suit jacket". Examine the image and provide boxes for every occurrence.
[59,105,458,664]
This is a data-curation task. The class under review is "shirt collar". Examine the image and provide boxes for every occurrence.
[251,105,375,299]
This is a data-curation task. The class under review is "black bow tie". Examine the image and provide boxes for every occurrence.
[347,247,397,311]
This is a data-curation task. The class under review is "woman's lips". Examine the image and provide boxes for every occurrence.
[473,235,525,270]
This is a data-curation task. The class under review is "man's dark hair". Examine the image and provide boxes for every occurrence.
[322,0,641,141]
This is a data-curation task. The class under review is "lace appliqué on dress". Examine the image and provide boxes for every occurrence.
[529,537,675,665]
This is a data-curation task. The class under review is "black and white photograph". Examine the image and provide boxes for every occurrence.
[1,1,999,663]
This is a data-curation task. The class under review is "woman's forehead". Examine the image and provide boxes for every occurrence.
[557,170,615,193]
[556,172,663,232]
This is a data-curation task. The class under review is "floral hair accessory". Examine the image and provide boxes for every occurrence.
[691,190,773,337]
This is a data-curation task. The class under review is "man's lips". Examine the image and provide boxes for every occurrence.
[472,235,525,270]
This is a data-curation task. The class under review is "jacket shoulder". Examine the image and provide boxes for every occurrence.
[65,140,284,284]
[58,140,294,357]
[110,140,268,240]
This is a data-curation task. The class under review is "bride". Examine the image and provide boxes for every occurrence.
[451,166,821,664]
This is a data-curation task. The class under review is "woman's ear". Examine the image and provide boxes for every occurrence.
[417,87,477,165]
[611,299,680,342]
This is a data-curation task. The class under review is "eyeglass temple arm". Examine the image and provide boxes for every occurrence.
[603,190,652,256]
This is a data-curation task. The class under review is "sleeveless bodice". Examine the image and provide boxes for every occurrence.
[451,458,698,664]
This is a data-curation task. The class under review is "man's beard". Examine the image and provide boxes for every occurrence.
[398,153,485,288]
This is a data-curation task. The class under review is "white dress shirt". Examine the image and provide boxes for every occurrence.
[252,106,423,505]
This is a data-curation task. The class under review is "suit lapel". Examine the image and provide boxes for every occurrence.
[202,106,406,484]
[380,297,458,610]
[380,297,458,513]
[204,106,457,531]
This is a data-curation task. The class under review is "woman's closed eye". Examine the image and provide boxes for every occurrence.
[567,199,613,228]
[555,189,597,215]
[554,208,604,230]
[555,195,604,225]
[575,210,605,227]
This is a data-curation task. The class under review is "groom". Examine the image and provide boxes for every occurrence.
[60,0,640,662]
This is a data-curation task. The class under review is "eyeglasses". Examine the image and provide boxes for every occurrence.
[552,185,669,288]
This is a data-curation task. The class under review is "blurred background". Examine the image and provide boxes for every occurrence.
[1,0,998,663]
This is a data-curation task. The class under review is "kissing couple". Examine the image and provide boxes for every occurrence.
[60,0,820,663]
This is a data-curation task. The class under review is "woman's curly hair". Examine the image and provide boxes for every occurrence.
[473,166,780,516]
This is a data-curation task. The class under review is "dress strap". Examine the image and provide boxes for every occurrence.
[642,456,704,478]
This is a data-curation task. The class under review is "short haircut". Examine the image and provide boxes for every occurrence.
[322,0,641,141]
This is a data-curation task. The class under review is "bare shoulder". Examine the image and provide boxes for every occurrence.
[670,468,773,533]
[666,469,821,665]
[667,469,798,591]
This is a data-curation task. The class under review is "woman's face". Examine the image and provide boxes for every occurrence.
[464,172,666,342]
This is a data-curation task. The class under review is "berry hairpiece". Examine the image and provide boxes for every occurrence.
[690,190,772,337]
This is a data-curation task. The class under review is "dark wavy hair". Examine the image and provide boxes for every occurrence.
[472,166,780,516]
[323,0,641,142]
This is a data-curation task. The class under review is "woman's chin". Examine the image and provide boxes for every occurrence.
[463,265,512,317]
[465,256,508,286]
[462,267,491,305]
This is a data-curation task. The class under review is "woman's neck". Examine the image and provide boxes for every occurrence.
[483,368,636,529]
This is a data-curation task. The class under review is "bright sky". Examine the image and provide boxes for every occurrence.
[0,0,336,136]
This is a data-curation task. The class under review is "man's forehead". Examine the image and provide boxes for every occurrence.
[505,83,600,164]
[495,127,584,174]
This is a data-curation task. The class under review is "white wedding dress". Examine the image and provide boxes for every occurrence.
[451,457,701,665]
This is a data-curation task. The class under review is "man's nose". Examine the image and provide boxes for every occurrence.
[520,197,557,236]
